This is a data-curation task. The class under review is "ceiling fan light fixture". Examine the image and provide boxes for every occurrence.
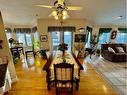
[54,16,59,20]
[52,10,57,16]
[36,0,83,21]
[62,10,67,16]
[63,16,67,20]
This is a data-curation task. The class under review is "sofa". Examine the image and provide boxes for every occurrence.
[101,44,127,62]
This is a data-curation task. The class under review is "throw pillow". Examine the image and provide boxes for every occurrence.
[108,47,115,53]
[116,47,125,53]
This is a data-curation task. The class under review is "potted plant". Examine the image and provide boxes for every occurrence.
[58,43,68,63]
[58,43,68,56]
[8,38,14,48]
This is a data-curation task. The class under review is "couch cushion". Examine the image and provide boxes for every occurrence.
[116,47,125,53]
[108,47,115,53]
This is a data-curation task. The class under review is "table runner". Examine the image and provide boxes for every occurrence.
[50,51,79,79]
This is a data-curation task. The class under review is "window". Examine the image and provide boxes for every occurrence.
[52,32,60,50]
[49,27,75,51]
[15,28,32,46]
[6,32,11,40]
[26,33,32,46]
[98,33,110,48]
[64,31,73,51]
[33,31,39,48]
[98,28,112,49]
[5,28,12,40]
[5,28,12,47]
[116,28,127,44]
[16,32,26,46]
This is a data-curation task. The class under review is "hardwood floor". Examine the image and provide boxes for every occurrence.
[6,55,117,95]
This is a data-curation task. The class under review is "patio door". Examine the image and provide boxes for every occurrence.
[51,32,60,50]
[51,31,73,51]
[64,31,73,51]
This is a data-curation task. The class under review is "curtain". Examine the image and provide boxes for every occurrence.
[85,26,92,48]
[14,28,31,33]
[48,26,76,32]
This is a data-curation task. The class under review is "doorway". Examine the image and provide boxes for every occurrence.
[51,31,73,51]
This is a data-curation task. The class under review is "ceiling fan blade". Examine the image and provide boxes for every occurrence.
[58,0,65,4]
[36,5,53,8]
[67,6,83,10]
[48,13,53,17]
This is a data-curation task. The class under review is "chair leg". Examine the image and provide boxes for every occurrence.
[56,88,58,95]
[25,52,27,59]
[71,87,73,95]
[33,52,35,57]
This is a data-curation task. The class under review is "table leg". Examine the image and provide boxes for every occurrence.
[75,79,79,90]
[46,70,51,90]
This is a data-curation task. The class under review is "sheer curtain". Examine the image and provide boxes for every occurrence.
[85,26,92,48]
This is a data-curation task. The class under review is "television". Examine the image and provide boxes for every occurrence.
[75,34,86,42]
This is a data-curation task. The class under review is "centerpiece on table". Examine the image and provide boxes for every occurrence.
[58,43,68,62]
[8,38,14,48]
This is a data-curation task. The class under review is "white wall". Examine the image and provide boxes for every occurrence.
[0,12,17,83]
[37,19,92,51]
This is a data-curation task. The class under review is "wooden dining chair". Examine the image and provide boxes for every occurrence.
[54,63,74,95]
[46,51,50,59]
[10,47,20,58]
[25,45,35,59]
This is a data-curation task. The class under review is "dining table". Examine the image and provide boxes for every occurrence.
[43,50,84,90]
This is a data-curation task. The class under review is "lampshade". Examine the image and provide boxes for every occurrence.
[52,10,69,21]
[62,10,67,16]
[54,16,59,20]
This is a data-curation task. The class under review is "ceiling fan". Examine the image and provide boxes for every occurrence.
[36,0,83,20]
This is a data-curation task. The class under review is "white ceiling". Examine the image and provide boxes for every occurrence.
[0,0,126,26]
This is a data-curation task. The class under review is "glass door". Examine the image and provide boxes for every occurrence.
[51,32,60,50]
[64,31,73,51]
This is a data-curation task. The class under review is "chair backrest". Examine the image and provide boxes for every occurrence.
[10,47,19,54]
[74,50,79,58]
[17,43,23,47]
[46,51,50,59]
[0,63,8,87]
[54,63,74,83]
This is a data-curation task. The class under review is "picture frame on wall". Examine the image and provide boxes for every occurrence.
[111,30,117,39]
[40,35,48,42]
[75,34,86,42]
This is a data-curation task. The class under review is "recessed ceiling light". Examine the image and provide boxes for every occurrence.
[5,29,7,32]
[115,16,123,19]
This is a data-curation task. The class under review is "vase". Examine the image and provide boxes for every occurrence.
[62,50,65,56]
